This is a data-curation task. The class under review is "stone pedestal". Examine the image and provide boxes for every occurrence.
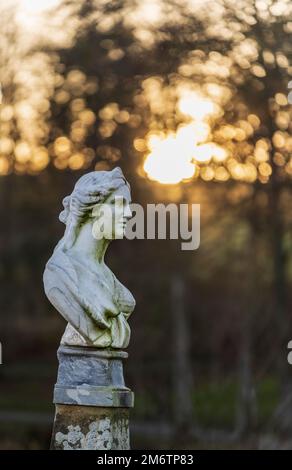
[50,345,134,450]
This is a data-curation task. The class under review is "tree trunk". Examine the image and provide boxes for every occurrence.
[171,274,193,436]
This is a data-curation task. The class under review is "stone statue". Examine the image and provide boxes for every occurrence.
[43,167,135,349]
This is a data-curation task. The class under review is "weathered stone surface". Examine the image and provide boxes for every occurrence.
[51,405,130,450]
[51,345,134,450]
[43,168,135,349]
[53,345,134,408]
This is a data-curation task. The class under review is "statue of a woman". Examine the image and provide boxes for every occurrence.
[43,167,135,349]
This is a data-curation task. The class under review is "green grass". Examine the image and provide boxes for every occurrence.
[193,379,238,427]
[193,377,279,428]
[0,362,280,429]
[0,366,282,449]
[257,377,279,424]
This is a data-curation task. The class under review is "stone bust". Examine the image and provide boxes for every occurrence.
[43,167,135,349]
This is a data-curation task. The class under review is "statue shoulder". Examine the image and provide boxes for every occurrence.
[43,248,78,294]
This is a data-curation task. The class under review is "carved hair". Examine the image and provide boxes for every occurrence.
[59,167,129,249]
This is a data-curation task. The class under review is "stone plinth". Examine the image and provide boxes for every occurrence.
[51,345,134,450]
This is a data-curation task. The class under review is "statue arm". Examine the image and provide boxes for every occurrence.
[45,284,99,344]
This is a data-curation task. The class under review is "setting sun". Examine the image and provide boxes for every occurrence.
[143,126,197,184]
[143,89,225,184]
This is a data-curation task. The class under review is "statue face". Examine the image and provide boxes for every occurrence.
[92,184,132,240]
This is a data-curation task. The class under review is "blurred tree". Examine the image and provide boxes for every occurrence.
[1,0,292,443]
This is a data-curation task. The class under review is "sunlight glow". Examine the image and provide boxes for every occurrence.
[143,89,225,184]
[21,0,60,13]
[178,91,215,120]
[144,124,198,184]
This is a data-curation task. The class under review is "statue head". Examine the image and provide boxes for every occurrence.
[59,167,132,249]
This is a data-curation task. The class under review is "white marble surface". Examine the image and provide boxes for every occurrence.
[43,168,135,348]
